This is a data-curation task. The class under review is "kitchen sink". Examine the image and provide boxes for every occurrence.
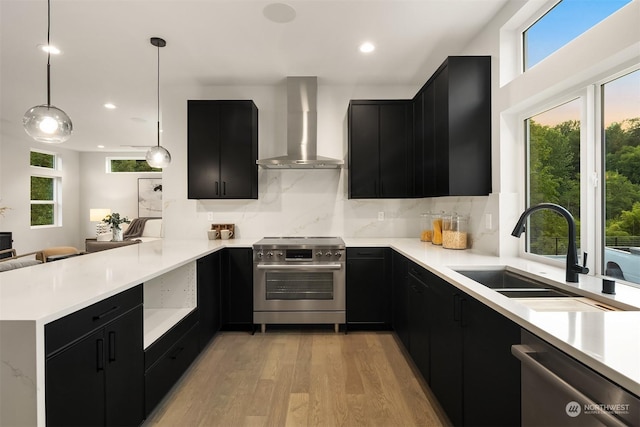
[454,268,580,298]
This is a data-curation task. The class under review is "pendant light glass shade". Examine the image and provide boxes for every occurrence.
[146,37,171,168]
[23,104,73,143]
[146,145,171,168]
[24,0,72,144]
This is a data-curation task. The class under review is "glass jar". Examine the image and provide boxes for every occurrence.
[420,213,433,242]
[443,214,468,250]
[431,212,445,245]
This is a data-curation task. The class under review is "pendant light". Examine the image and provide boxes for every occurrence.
[145,37,171,168]
[23,0,73,144]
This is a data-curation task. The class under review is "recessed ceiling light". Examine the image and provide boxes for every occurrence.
[38,44,61,55]
[97,145,105,148]
[104,103,117,109]
[359,42,375,54]
[263,3,296,23]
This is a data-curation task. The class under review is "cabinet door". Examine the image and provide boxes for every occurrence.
[462,297,521,426]
[349,103,380,198]
[198,252,221,347]
[188,101,222,199]
[219,102,258,199]
[391,250,409,349]
[433,64,450,197]
[222,248,254,328]
[422,83,437,196]
[428,274,463,426]
[46,329,106,427]
[407,270,430,383]
[346,248,390,326]
[379,102,411,197]
[105,307,144,427]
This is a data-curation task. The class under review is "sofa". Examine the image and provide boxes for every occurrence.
[86,218,163,253]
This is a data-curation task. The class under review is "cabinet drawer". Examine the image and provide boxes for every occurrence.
[46,285,143,356]
[408,262,430,284]
[347,247,386,259]
[144,322,200,416]
[145,309,199,370]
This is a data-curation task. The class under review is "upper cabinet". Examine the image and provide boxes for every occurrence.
[348,100,412,198]
[422,56,491,196]
[188,100,258,199]
[349,56,491,199]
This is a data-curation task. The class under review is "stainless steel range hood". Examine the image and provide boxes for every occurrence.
[257,76,344,169]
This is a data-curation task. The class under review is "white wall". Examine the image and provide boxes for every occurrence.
[79,152,162,238]
[0,136,81,254]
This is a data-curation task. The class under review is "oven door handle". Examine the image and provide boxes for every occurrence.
[256,264,343,270]
[511,344,626,427]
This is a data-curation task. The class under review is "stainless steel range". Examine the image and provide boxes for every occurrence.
[253,237,346,333]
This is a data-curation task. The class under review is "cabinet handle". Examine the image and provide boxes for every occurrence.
[215,181,219,196]
[223,181,227,196]
[108,331,116,362]
[96,339,104,371]
[92,305,120,321]
[170,346,185,360]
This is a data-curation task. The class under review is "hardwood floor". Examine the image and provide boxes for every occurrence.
[144,330,450,427]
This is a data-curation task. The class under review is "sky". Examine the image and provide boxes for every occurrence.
[526,0,638,127]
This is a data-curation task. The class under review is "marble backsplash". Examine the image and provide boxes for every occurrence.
[166,169,502,255]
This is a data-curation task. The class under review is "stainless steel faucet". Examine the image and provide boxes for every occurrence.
[511,203,589,283]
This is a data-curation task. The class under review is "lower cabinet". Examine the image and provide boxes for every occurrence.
[424,266,521,426]
[198,251,221,348]
[346,248,391,328]
[407,262,431,384]
[45,286,144,427]
[221,248,254,329]
[144,310,200,416]
[391,250,409,348]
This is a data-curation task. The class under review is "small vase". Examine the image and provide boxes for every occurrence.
[112,227,123,242]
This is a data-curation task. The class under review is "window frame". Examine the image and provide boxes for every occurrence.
[106,156,162,173]
[30,149,62,228]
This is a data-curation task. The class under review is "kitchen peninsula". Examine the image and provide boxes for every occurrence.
[1,237,639,426]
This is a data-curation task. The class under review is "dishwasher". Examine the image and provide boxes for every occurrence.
[512,330,639,426]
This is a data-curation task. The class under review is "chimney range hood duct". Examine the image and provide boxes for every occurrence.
[257,76,344,169]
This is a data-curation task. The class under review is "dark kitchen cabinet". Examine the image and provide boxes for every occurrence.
[429,56,491,196]
[407,262,431,383]
[198,251,221,348]
[424,266,520,426]
[348,100,412,198]
[45,286,144,427]
[391,250,409,349]
[188,100,258,199]
[346,247,391,328]
[221,248,254,329]
[413,83,437,197]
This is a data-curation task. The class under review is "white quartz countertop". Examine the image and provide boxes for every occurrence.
[1,237,639,395]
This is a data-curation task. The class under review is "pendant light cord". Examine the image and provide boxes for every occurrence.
[156,41,161,148]
[46,0,51,106]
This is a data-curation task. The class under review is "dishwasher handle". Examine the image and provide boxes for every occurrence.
[511,344,627,427]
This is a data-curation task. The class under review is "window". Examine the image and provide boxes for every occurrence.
[602,70,640,284]
[108,158,162,173]
[30,150,60,227]
[525,99,581,259]
[523,0,632,70]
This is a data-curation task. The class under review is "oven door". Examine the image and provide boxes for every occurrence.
[253,263,345,311]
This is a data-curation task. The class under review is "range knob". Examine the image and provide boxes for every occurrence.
[267,251,274,258]
[335,252,342,258]
[325,251,332,257]
[277,251,284,257]
[316,251,323,257]
[257,252,264,259]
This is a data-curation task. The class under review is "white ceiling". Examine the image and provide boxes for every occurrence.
[1,0,508,151]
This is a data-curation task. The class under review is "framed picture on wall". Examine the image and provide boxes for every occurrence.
[138,178,162,218]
